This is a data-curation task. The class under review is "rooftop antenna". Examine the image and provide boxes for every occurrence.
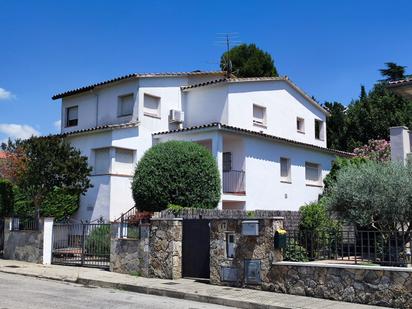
[215,32,241,77]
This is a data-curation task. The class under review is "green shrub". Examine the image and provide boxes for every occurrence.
[13,186,34,216]
[41,187,79,221]
[284,240,309,262]
[85,225,110,256]
[132,141,221,212]
[0,179,14,216]
[167,204,186,216]
[323,157,367,190]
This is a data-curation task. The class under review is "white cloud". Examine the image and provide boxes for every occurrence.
[53,120,61,131]
[0,124,40,142]
[0,88,15,100]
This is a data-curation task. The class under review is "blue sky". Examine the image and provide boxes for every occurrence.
[0,0,411,142]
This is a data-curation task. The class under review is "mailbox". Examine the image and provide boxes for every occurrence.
[242,220,259,236]
[221,266,239,282]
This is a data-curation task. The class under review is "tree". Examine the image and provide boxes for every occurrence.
[323,157,367,190]
[323,102,348,150]
[380,62,406,81]
[353,139,391,162]
[132,141,221,212]
[3,136,92,215]
[220,44,278,77]
[0,179,14,216]
[323,161,412,232]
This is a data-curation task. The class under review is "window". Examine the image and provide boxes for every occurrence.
[144,93,161,118]
[253,104,266,126]
[297,117,305,133]
[223,152,232,172]
[118,94,134,117]
[94,148,110,174]
[66,106,78,127]
[115,148,134,164]
[315,119,324,140]
[305,162,321,186]
[280,157,291,183]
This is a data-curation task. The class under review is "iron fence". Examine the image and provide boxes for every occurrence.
[10,217,39,231]
[223,170,245,194]
[284,229,412,267]
[52,223,110,269]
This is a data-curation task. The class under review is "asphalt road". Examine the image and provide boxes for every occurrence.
[0,272,235,309]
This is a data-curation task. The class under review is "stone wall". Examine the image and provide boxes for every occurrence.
[267,262,412,308]
[3,218,44,263]
[148,219,182,279]
[210,217,283,287]
[110,237,149,276]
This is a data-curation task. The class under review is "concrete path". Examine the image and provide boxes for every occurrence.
[0,259,388,309]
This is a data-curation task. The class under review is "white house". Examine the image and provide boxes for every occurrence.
[52,71,351,222]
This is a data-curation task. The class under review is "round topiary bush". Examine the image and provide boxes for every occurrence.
[132,141,221,212]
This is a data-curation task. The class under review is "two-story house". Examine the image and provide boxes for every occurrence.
[52,71,351,222]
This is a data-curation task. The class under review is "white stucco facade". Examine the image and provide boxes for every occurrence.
[53,72,348,222]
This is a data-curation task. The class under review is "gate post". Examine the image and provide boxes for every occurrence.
[42,217,54,265]
[81,224,86,266]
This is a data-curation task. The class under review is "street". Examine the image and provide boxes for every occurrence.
[0,272,235,309]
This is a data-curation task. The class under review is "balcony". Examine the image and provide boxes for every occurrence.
[223,170,245,194]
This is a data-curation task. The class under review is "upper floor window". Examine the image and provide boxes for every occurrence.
[144,93,161,118]
[315,119,324,140]
[118,94,134,117]
[223,152,232,172]
[305,162,321,186]
[280,157,291,183]
[94,148,110,174]
[253,104,266,127]
[66,106,78,127]
[297,117,305,133]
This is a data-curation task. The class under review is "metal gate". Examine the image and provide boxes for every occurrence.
[182,219,210,279]
[0,218,4,257]
[52,223,110,269]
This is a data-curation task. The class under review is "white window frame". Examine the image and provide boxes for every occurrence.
[93,147,111,175]
[305,162,322,186]
[297,117,305,133]
[66,106,78,127]
[143,93,161,118]
[252,104,267,127]
[118,93,134,117]
[315,119,324,140]
[280,157,291,183]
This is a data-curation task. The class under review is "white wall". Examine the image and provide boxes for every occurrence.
[227,80,327,147]
[243,136,334,211]
[184,85,228,127]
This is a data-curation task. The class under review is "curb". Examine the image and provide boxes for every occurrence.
[0,268,290,309]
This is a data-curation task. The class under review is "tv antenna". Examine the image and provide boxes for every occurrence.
[215,32,241,77]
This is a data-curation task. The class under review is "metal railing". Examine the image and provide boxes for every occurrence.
[10,217,39,231]
[284,229,412,267]
[223,170,245,194]
[115,207,152,239]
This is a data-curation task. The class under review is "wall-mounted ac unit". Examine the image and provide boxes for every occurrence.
[169,109,184,123]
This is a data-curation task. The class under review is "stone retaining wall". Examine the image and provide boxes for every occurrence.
[3,218,44,263]
[110,238,149,276]
[267,262,412,308]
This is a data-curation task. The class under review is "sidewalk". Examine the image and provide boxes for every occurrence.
[0,259,388,309]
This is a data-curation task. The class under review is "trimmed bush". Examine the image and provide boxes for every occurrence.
[132,141,221,212]
[0,179,14,216]
[41,187,79,221]
[85,225,110,256]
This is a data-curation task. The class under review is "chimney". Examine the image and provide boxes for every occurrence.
[390,126,411,164]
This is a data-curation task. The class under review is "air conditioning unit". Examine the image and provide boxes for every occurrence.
[169,109,184,123]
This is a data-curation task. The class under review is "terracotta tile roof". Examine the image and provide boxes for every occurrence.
[52,71,226,100]
[181,77,329,116]
[153,122,353,157]
[387,77,412,87]
[58,121,139,137]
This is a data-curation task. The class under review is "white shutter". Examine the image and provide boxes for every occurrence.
[94,148,110,174]
[144,94,160,117]
[119,94,134,116]
[253,105,266,125]
[305,162,321,184]
[280,157,291,182]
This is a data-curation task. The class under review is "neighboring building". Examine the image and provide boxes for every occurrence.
[387,78,412,163]
[52,71,351,222]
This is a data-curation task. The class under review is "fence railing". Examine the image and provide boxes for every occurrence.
[284,229,412,267]
[223,170,245,194]
[10,217,39,231]
[114,207,151,239]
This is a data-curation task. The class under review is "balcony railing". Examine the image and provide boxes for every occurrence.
[223,170,245,194]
